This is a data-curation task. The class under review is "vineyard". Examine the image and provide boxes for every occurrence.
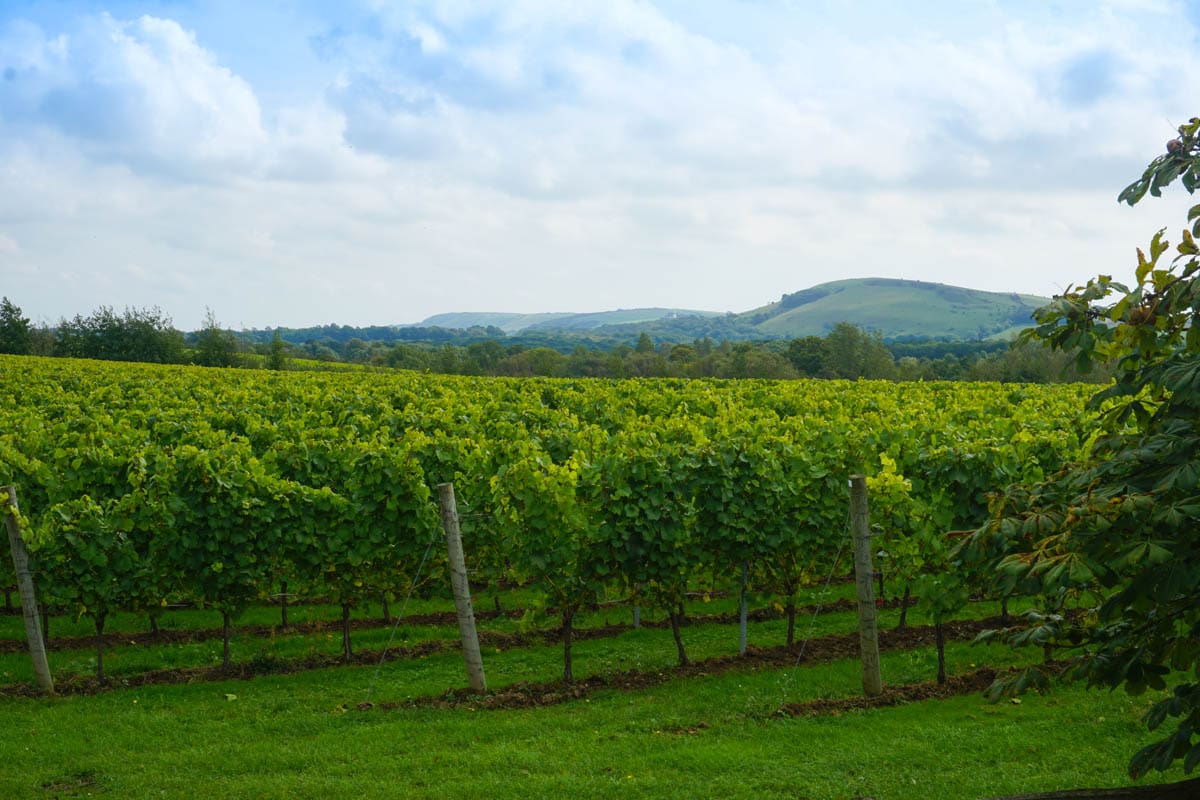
[0,354,1099,677]
[0,353,1171,798]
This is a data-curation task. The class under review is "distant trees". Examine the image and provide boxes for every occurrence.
[780,324,895,379]
[385,343,432,371]
[965,339,1108,383]
[785,336,825,375]
[303,342,340,362]
[0,297,32,355]
[193,308,239,368]
[0,301,296,369]
[498,347,568,377]
[266,331,288,371]
[622,348,671,377]
[822,322,896,379]
[279,322,1101,383]
[464,340,505,374]
[54,306,183,364]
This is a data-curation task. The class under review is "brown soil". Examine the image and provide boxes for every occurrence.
[375,616,1004,712]
[0,616,1005,701]
[0,639,450,698]
[0,616,404,655]
[0,596,893,656]
[779,666,999,716]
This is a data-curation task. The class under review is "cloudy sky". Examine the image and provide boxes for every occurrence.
[1,1,1198,330]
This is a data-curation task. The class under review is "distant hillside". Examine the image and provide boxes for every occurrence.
[417,308,723,334]
[525,308,724,332]
[414,312,574,334]
[255,278,1053,349]
[729,278,1050,341]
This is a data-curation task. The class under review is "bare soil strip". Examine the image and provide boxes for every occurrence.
[0,596,885,655]
[378,617,1002,712]
[0,616,1001,700]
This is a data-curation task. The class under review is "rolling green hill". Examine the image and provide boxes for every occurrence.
[417,307,724,335]
[400,279,1052,343]
[525,307,724,332]
[731,278,1050,340]
[414,312,575,333]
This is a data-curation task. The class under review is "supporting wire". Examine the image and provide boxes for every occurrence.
[776,507,853,706]
[364,530,440,704]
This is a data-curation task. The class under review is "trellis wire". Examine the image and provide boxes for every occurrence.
[363,526,440,704]
[364,494,498,702]
[775,506,853,707]
[365,495,858,708]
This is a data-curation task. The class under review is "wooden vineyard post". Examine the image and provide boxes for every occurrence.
[438,483,487,692]
[3,485,54,694]
[738,561,749,656]
[849,475,882,697]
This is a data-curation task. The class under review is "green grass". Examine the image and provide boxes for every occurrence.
[0,582,866,686]
[0,644,1177,799]
[0,587,1014,691]
[0,590,1186,798]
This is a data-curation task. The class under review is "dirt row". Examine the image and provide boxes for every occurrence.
[0,615,1005,701]
[381,616,1003,712]
[0,596,884,656]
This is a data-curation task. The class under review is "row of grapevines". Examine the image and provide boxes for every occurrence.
[0,355,1096,680]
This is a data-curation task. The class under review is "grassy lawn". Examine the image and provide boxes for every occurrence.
[0,590,1186,799]
[0,647,1175,799]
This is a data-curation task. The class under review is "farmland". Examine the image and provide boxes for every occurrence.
[0,354,1176,797]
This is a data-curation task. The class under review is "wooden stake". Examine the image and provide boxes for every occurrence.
[738,561,748,656]
[438,483,486,692]
[280,580,289,628]
[3,485,54,693]
[849,475,882,697]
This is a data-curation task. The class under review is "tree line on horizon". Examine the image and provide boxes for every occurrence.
[0,296,1105,384]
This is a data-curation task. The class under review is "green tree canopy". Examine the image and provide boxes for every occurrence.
[55,306,183,364]
[965,117,1200,783]
[822,322,896,379]
[266,330,288,371]
[0,297,32,355]
[194,308,239,368]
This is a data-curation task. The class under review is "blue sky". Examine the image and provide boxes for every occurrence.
[1,0,1198,330]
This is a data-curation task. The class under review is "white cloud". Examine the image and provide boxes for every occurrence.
[0,14,267,175]
[319,0,1200,203]
[265,102,385,182]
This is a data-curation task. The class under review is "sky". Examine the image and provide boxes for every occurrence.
[1,1,1198,331]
